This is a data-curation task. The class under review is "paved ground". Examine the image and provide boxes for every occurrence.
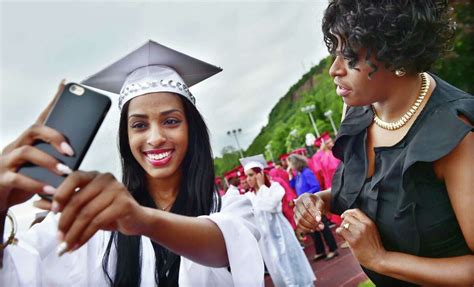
[265,226,369,287]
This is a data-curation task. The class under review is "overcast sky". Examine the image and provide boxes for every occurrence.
[0,0,329,228]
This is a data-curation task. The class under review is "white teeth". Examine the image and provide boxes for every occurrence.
[147,151,171,161]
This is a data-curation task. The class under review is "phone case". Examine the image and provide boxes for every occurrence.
[18,83,111,196]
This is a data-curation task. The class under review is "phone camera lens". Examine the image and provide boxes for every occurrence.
[69,84,85,96]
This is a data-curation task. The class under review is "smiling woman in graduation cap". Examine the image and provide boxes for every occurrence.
[0,40,264,286]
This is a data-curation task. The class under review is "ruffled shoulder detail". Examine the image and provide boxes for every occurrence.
[396,80,472,255]
[402,81,473,176]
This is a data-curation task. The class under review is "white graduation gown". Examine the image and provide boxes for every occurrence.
[0,195,264,286]
[225,185,240,197]
[246,182,315,287]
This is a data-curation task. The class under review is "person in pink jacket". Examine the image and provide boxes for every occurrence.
[268,168,297,230]
[310,132,340,190]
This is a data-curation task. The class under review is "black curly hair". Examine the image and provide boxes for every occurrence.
[322,0,455,77]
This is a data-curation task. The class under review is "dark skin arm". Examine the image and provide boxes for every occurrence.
[0,80,73,212]
[337,208,473,286]
[293,189,331,234]
[138,206,228,267]
[0,81,229,268]
[52,171,229,267]
[337,130,474,285]
[295,120,473,285]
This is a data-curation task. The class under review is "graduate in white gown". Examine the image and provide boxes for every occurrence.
[0,40,264,286]
[225,175,241,197]
[240,155,315,287]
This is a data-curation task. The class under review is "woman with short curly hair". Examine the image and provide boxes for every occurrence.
[295,1,474,286]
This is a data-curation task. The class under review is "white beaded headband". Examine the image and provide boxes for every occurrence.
[118,65,195,109]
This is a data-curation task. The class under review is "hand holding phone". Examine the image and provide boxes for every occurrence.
[1,81,72,210]
[16,82,111,201]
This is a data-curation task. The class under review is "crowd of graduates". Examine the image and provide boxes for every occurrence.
[216,131,346,265]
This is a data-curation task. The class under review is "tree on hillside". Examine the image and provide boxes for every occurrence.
[220,145,237,155]
[432,0,473,93]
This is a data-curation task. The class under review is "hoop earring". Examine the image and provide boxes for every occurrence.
[395,68,406,77]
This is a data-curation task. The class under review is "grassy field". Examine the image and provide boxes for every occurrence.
[358,279,375,287]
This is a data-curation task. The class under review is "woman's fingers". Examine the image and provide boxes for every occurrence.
[336,213,360,243]
[294,207,316,233]
[314,196,325,218]
[3,81,73,157]
[0,170,52,196]
[56,174,101,232]
[53,171,98,213]
[2,80,68,156]
[294,194,326,233]
[343,208,372,225]
[23,125,73,156]
[33,199,52,210]
[3,124,74,157]
[55,172,135,254]
[295,201,318,226]
[76,202,121,248]
[336,223,351,242]
[61,188,115,251]
[0,145,67,209]
[296,225,314,234]
[56,173,118,239]
[4,145,71,176]
[35,79,66,124]
[294,193,324,229]
[303,194,324,222]
[0,80,69,211]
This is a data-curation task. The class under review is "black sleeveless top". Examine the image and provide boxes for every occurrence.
[330,74,473,286]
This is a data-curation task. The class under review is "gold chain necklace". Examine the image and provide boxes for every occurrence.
[372,72,430,130]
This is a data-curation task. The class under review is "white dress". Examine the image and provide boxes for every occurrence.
[0,195,264,286]
[246,182,315,287]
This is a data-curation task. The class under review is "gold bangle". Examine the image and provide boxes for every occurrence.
[1,212,18,250]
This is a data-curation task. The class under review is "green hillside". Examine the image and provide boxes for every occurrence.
[244,56,342,157]
[214,56,343,176]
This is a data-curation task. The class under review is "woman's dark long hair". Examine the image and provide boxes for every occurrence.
[102,95,220,287]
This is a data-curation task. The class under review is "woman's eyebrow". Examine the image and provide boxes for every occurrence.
[128,113,148,119]
[160,109,183,116]
[128,109,183,119]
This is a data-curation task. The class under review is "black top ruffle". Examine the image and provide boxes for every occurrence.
[330,74,473,286]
